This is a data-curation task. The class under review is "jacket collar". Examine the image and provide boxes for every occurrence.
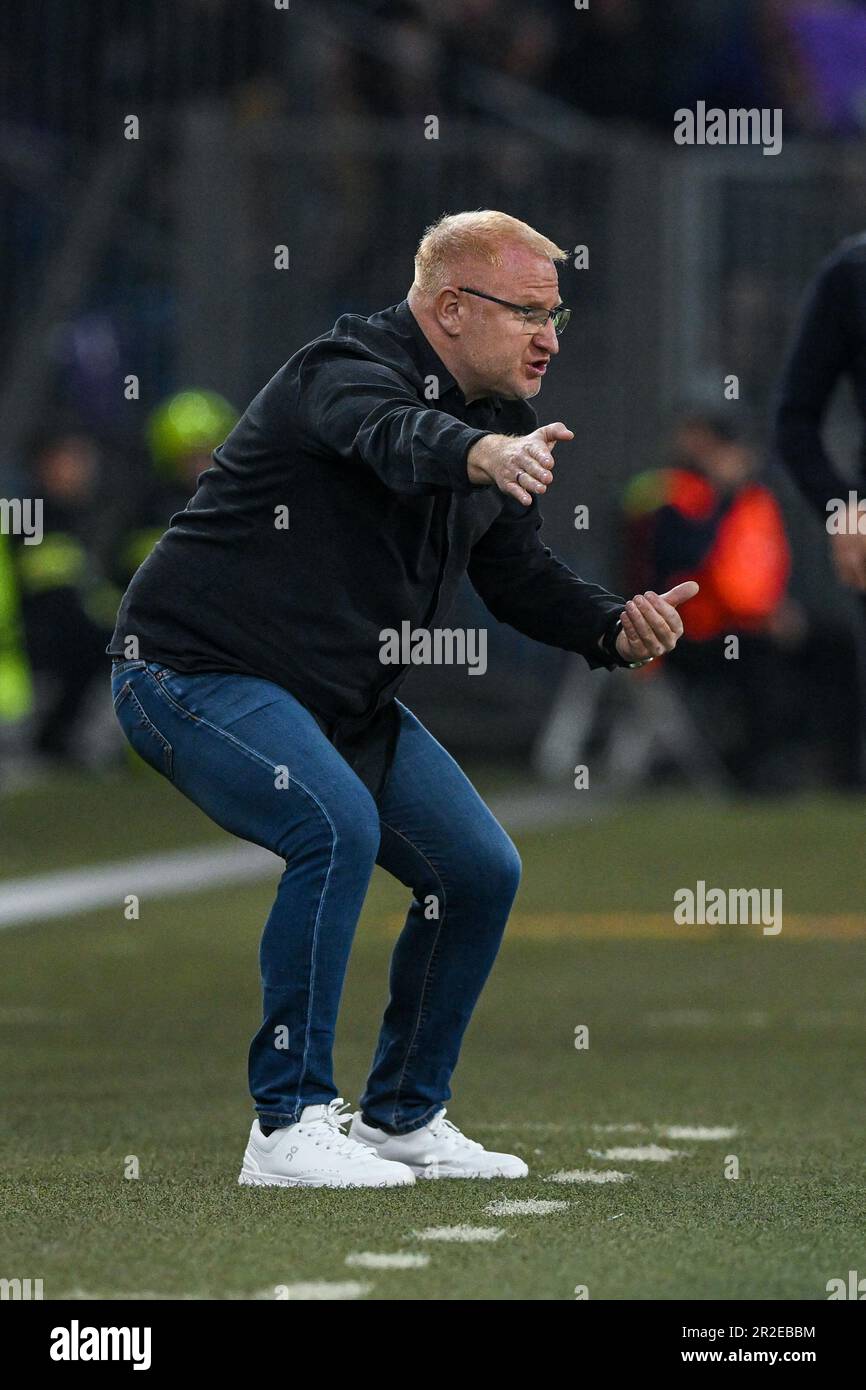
[392,299,502,413]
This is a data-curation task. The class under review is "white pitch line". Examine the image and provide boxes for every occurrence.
[0,788,593,931]
[0,842,280,929]
[592,1122,738,1142]
[61,1289,204,1301]
[470,1121,566,1133]
[411,1226,505,1243]
[485,1198,569,1216]
[587,1145,689,1162]
[345,1252,429,1270]
[545,1170,633,1185]
[272,1281,373,1300]
[61,1287,311,1301]
[591,1123,648,1134]
[658,1126,738,1141]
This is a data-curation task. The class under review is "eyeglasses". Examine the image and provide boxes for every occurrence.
[458,286,571,335]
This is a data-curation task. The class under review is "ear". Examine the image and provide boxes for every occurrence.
[434,286,463,338]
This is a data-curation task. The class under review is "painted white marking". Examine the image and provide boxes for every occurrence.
[345,1252,429,1270]
[485,1198,569,1216]
[411,1226,505,1243]
[62,1288,292,1301]
[471,1121,566,1133]
[588,1145,688,1162]
[658,1126,737,1141]
[0,788,591,930]
[0,843,280,929]
[61,1289,201,1300]
[545,1169,633,1184]
[272,1281,372,1300]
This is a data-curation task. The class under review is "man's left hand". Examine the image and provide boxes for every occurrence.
[615,581,700,662]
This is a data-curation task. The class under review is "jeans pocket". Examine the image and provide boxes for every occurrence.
[116,684,174,781]
[112,679,132,711]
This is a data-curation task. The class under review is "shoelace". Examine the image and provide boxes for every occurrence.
[299,1099,375,1158]
[427,1110,483,1152]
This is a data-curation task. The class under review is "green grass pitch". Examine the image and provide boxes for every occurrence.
[2,768,865,1300]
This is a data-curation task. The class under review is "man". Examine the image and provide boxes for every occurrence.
[108,210,697,1189]
[774,233,866,777]
[774,233,866,594]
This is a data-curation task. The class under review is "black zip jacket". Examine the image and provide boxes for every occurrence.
[108,299,626,796]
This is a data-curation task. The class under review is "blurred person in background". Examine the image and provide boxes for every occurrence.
[774,231,866,780]
[99,389,239,605]
[0,531,34,762]
[623,410,830,791]
[775,234,866,594]
[12,430,113,767]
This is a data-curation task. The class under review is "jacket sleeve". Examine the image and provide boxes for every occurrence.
[298,342,495,496]
[773,249,856,520]
[467,495,626,668]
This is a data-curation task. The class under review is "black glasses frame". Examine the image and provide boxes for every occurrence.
[457,286,571,335]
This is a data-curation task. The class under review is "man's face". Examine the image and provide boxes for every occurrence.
[452,246,563,402]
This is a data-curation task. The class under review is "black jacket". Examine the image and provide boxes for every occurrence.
[774,233,866,519]
[108,299,626,796]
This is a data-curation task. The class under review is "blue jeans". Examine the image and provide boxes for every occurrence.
[110,659,521,1133]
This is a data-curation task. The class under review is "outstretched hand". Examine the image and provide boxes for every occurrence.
[615,581,700,663]
[466,422,574,505]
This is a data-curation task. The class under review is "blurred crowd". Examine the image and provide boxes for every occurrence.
[319,0,866,137]
[7,0,866,140]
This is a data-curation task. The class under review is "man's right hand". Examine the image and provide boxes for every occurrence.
[467,423,574,505]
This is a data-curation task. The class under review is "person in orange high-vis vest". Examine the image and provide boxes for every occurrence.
[623,411,813,791]
[625,460,791,643]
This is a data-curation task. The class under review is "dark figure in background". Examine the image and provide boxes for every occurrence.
[774,233,866,780]
[13,431,113,764]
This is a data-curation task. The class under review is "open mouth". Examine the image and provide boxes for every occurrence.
[526,359,549,378]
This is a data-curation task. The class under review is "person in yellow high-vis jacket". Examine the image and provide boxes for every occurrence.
[13,431,113,764]
[0,528,33,728]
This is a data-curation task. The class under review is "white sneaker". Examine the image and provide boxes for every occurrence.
[349,1108,529,1180]
[238,1098,416,1189]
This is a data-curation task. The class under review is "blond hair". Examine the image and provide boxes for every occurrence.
[412,210,567,297]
